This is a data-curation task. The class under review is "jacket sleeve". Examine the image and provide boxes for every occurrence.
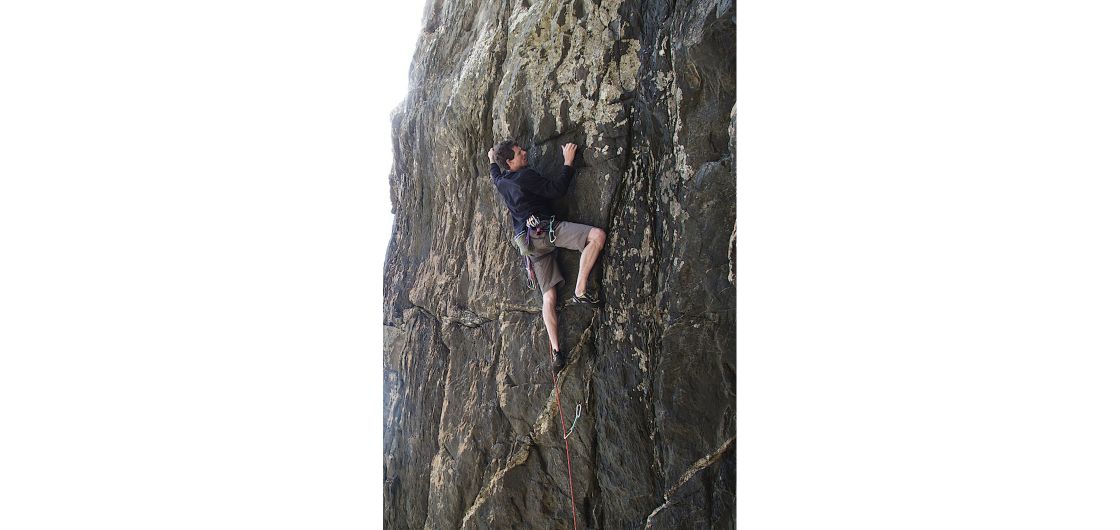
[532,165,575,199]
[490,163,503,183]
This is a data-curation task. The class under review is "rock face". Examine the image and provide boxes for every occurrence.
[384,0,735,528]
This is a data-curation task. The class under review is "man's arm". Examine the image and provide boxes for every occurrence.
[487,148,503,181]
[562,143,577,166]
[535,143,578,199]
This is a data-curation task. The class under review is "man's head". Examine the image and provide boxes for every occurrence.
[493,139,528,171]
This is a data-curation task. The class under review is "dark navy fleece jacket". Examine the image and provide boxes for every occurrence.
[490,163,575,232]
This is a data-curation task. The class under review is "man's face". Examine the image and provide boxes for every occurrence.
[509,145,529,170]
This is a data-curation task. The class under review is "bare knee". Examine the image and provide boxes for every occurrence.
[588,228,606,247]
[542,288,557,308]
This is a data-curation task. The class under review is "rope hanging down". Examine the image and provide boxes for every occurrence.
[552,370,578,530]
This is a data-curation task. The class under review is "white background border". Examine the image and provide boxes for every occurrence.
[2,0,1118,528]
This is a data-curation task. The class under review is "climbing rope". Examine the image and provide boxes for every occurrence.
[551,370,578,530]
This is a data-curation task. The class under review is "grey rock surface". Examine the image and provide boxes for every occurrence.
[385,0,735,528]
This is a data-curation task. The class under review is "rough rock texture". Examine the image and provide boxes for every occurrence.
[384,0,735,528]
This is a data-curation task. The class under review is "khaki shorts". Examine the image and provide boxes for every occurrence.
[526,221,595,294]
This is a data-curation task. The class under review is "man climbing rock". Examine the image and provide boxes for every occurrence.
[488,139,606,373]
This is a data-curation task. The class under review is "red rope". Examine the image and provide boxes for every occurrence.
[552,371,578,530]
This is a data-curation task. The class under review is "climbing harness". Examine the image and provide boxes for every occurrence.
[552,369,579,530]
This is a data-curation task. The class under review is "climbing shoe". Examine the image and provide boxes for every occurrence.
[570,291,601,306]
[551,349,567,374]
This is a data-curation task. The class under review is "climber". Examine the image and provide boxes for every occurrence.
[488,139,606,374]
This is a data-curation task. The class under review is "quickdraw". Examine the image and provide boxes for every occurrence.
[523,228,536,289]
[563,403,582,439]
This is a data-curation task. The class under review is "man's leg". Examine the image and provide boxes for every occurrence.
[574,227,606,297]
[542,286,561,352]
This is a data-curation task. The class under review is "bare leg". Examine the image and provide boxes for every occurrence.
[574,228,606,297]
[542,286,560,351]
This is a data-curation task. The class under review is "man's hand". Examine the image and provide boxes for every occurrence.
[562,143,577,166]
[487,148,498,164]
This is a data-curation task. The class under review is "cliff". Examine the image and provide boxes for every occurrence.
[384,0,736,528]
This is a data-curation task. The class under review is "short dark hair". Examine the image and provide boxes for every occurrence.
[493,139,518,171]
